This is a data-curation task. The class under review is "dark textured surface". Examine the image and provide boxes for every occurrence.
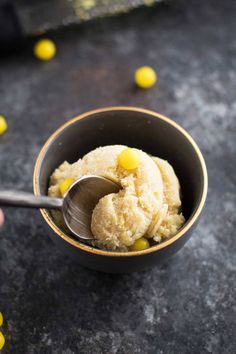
[0,0,235,353]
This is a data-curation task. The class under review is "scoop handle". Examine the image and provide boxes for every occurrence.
[0,190,63,210]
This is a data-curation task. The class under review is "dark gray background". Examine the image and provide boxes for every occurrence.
[0,0,235,353]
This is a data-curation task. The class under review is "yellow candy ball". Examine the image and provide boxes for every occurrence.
[118,148,140,170]
[59,178,75,196]
[0,115,7,135]
[0,331,5,350]
[0,312,3,327]
[129,237,150,251]
[34,39,56,61]
[135,66,157,89]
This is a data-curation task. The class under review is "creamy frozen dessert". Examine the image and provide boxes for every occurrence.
[48,145,185,251]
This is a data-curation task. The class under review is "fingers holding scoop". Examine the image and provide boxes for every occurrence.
[0,209,4,227]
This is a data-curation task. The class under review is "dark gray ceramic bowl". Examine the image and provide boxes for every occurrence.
[33,107,208,273]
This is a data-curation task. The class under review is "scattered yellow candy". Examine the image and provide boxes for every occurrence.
[0,115,7,135]
[0,331,5,350]
[130,237,150,251]
[135,66,157,89]
[59,178,75,196]
[0,312,3,327]
[118,148,140,170]
[34,39,56,61]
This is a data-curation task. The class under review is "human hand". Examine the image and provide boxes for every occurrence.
[0,209,4,227]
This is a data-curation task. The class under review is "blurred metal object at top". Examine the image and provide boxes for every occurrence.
[15,0,163,35]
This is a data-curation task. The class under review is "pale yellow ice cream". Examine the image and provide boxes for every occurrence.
[48,145,185,251]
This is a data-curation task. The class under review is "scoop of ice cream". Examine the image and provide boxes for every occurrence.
[49,145,164,250]
[48,145,185,250]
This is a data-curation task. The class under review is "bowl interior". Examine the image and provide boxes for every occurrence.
[36,108,205,238]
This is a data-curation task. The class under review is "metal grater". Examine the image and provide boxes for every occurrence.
[0,0,163,49]
[15,0,163,35]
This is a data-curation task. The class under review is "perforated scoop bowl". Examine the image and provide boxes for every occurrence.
[0,175,121,241]
[62,175,120,240]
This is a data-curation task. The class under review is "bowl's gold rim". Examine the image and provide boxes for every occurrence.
[33,106,208,257]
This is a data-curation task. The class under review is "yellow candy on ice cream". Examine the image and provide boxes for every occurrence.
[118,148,140,170]
[59,178,75,196]
[129,237,150,251]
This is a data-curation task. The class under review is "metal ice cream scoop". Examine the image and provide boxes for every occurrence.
[0,175,120,240]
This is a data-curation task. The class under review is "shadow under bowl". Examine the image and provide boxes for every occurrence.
[33,107,208,273]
